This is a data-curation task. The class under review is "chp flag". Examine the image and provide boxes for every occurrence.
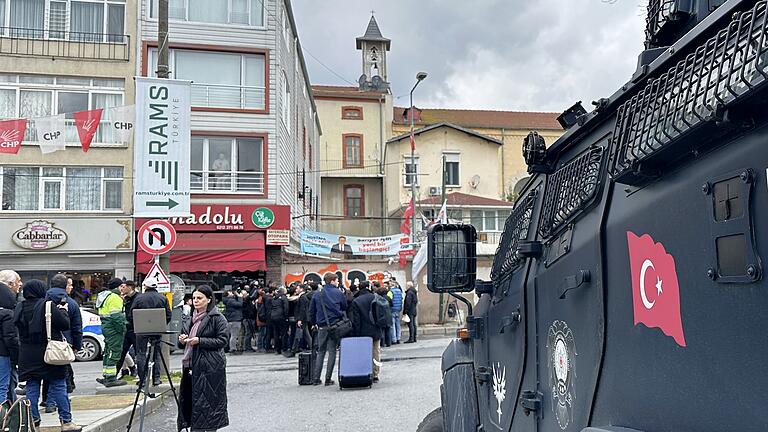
[34,114,66,154]
[626,231,686,347]
[133,77,191,218]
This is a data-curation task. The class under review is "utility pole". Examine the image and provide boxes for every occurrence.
[408,72,427,245]
[156,0,171,374]
[438,154,446,323]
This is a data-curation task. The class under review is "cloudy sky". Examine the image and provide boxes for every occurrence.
[293,0,648,112]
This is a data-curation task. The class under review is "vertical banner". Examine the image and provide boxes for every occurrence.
[106,104,136,143]
[0,119,27,154]
[133,77,191,218]
[35,114,66,154]
[73,108,103,152]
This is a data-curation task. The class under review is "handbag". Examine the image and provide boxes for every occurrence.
[319,289,352,340]
[402,314,411,323]
[43,301,75,365]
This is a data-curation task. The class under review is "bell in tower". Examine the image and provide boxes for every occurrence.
[356,15,390,92]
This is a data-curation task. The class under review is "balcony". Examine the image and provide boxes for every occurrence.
[191,83,266,111]
[0,27,130,61]
[191,171,265,194]
[319,159,381,177]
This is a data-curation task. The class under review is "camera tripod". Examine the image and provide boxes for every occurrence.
[126,333,181,432]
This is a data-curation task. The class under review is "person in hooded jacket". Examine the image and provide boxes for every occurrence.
[42,274,82,413]
[349,281,382,382]
[0,273,19,402]
[15,279,81,431]
[177,285,228,432]
[132,279,172,387]
[269,287,289,355]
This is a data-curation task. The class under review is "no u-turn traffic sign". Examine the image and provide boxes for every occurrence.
[138,220,177,255]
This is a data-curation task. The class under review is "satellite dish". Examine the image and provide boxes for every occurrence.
[469,175,481,188]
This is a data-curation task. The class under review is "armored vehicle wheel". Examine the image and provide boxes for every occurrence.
[416,407,444,432]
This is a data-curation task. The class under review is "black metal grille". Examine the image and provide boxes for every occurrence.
[0,27,130,61]
[539,146,605,238]
[490,190,536,283]
[646,0,677,47]
[611,1,768,180]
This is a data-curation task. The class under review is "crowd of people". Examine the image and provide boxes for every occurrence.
[220,274,419,386]
[0,268,420,432]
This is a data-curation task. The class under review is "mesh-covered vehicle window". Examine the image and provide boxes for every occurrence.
[490,189,537,284]
[539,146,605,238]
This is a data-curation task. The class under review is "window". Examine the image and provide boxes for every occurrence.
[342,106,363,120]
[148,48,266,110]
[190,136,265,194]
[444,152,460,186]
[0,166,123,211]
[282,8,290,49]
[343,134,363,168]
[1,0,126,42]
[404,156,419,187]
[0,74,124,145]
[281,71,291,129]
[469,210,508,232]
[344,185,364,217]
[149,0,264,26]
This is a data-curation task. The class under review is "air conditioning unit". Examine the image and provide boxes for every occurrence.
[428,186,442,196]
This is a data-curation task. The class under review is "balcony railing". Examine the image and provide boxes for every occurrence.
[0,27,130,61]
[191,83,266,110]
[191,170,265,194]
[319,159,382,176]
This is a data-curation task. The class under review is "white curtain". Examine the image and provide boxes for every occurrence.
[66,168,100,210]
[188,0,227,24]
[106,4,125,42]
[250,0,264,26]
[231,0,248,24]
[0,89,15,119]
[2,167,38,211]
[70,1,104,41]
[20,90,52,142]
[9,0,44,37]
[92,93,122,143]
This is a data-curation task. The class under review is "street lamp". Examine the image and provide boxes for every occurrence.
[409,71,427,244]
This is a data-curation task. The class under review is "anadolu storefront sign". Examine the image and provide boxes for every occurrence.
[137,204,290,232]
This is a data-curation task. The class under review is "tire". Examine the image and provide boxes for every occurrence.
[416,407,444,432]
[76,336,101,362]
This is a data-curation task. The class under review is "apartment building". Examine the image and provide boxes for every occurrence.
[137,0,320,285]
[0,0,138,289]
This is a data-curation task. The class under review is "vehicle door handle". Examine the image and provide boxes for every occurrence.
[559,270,590,299]
[499,311,521,333]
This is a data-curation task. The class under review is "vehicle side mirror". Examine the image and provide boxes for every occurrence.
[427,224,477,293]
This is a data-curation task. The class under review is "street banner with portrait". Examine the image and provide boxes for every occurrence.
[300,230,412,256]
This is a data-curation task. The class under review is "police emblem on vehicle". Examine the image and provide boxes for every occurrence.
[492,362,506,423]
[547,320,576,430]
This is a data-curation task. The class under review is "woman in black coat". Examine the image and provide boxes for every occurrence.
[14,279,80,431]
[177,285,229,431]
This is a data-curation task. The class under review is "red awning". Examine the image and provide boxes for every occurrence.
[136,232,266,273]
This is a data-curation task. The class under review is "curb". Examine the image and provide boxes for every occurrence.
[83,390,169,432]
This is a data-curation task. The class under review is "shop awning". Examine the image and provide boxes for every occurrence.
[136,232,266,273]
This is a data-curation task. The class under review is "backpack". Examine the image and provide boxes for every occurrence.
[2,398,34,432]
[370,295,391,329]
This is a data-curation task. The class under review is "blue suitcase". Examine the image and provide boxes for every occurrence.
[338,336,373,388]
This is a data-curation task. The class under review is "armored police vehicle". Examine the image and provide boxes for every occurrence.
[420,1,768,431]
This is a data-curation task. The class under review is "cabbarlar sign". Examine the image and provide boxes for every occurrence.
[12,220,68,250]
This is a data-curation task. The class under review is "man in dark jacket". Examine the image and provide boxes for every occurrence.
[132,280,172,387]
[117,281,138,379]
[269,287,289,355]
[403,281,419,343]
[43,274,82,411]
[290,284,311,354]
[308,274,347,386]
[222,290,245,354]
[240,288,256,353]
[0,276,18,402]
[350,281,382,382]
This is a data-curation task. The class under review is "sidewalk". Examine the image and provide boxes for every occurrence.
[36,382,173,432]
[418,322,461,338]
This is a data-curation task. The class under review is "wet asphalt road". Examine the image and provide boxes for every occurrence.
[136,337,451,432]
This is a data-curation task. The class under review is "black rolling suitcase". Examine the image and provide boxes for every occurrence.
[298,328,317,385]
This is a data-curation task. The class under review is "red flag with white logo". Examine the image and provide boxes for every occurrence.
[401,198,414,235]
[73,109,103,152]
[626,231,686,347]
[0,119,27,154]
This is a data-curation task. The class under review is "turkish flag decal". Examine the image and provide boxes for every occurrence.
[0,119,27,154]
[626,231,686,347]
[73,109,103,152]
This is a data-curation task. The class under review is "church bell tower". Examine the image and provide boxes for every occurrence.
[356,15,390,92]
